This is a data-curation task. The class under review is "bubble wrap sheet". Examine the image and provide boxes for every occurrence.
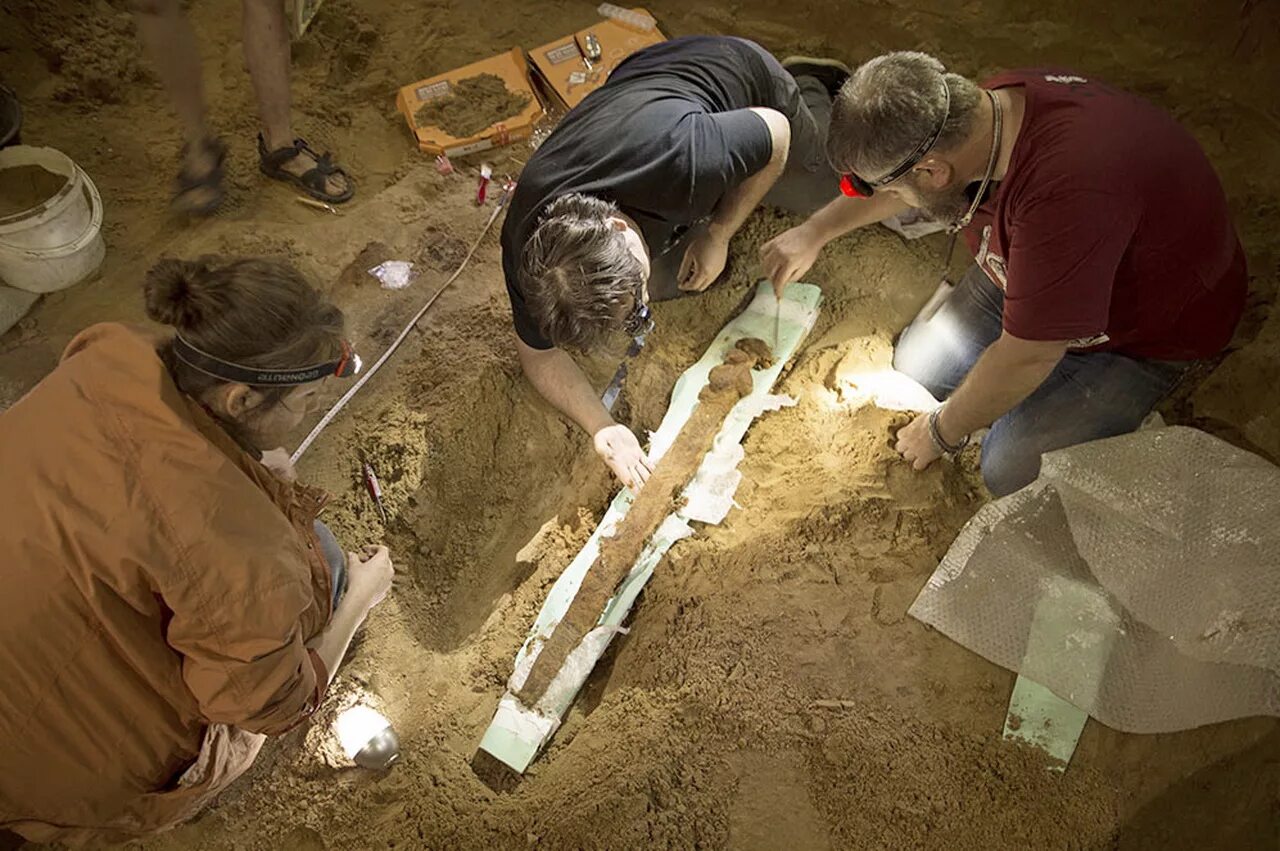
[909,427,1280,733]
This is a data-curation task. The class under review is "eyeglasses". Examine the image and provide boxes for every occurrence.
[839,79,952,199]
[620,273,654,338]
[623,300,653,338]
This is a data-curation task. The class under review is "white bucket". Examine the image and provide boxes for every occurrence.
[0,145,105,294]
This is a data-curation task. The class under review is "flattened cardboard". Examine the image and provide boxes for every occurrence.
[395,49,544,158]
[527,8,665,110]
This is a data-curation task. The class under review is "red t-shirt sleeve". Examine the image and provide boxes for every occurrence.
[1002,189,1136,342]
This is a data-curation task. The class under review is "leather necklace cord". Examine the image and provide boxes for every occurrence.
[948,88,1004,236]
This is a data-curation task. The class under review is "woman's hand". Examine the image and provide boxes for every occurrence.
[259,447,296,482]
[345,546,394,611]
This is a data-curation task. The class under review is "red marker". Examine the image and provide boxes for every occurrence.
[476,163,493,206]
[362,461,388,525]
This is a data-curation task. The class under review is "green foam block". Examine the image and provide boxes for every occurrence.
[1003,576,1114,769]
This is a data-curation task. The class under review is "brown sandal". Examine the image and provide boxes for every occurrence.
[172,136,227,216]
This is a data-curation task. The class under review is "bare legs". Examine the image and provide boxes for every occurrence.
[241,0,293,150]
[131,0,220,209]
[132,0,350,209]
[241,0,348,196]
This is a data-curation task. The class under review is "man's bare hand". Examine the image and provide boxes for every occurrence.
[761,224,825,296]
[894,411,944,471]
[593,423,654,491]
[678,231,730,292]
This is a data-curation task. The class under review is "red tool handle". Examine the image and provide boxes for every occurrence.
[363,462,383,501]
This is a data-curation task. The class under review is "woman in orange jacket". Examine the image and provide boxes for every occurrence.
[0,256,392,846]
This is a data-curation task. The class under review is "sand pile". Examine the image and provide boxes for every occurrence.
[414,74,531,139]
[6,0,150,104]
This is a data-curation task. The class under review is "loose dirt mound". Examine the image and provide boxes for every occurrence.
[6,0,151,105]
[414,74,531,139]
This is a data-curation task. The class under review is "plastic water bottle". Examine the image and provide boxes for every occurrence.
[597,3,656,31]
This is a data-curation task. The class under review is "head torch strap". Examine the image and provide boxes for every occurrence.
[172,335,359,386]
[843,77,953,197]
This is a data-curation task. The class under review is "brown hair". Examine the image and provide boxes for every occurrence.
[827,51,983,180]
[519,193,646,352]
[144,255,345,405]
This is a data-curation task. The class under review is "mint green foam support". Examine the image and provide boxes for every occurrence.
[1004,676,1088,769]
[1003,575,1114,769]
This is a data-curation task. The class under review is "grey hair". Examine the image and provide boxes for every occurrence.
[519,193,646,352]
[827,51,983,181]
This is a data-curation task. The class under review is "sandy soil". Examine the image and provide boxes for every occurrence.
[0,164,66,216]
[2,0,1279,849]
[414,73,531,139]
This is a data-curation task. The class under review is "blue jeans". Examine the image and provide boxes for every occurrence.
[893,264,1191,497]
[313,520,347,611]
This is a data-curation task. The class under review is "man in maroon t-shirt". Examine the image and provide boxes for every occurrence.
[761,51,1247,495]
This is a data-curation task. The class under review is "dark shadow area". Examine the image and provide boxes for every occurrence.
[574,604,634,719]
[1116,726,1280,850]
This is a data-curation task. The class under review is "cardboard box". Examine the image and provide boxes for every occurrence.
[528,9,665,111]
[396,49,545,158]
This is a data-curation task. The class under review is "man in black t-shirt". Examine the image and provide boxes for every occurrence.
[502,36,847,490]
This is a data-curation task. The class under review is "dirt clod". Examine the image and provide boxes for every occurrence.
[736,336,774,367]
[336,242,394,289]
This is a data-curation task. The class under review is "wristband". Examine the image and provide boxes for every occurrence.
[928,407,970,457]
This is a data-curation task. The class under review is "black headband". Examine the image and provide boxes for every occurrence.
[173,335,361,386]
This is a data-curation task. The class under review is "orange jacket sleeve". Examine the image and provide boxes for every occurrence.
[166,576,327,735]
[144,441,330,735]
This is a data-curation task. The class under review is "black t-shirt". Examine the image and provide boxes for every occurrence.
[502,36,800,349]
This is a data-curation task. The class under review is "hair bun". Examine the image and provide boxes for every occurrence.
[144,257,218,329]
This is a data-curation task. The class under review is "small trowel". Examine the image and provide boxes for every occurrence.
[601,306,653,412]
[762,277,782,353]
